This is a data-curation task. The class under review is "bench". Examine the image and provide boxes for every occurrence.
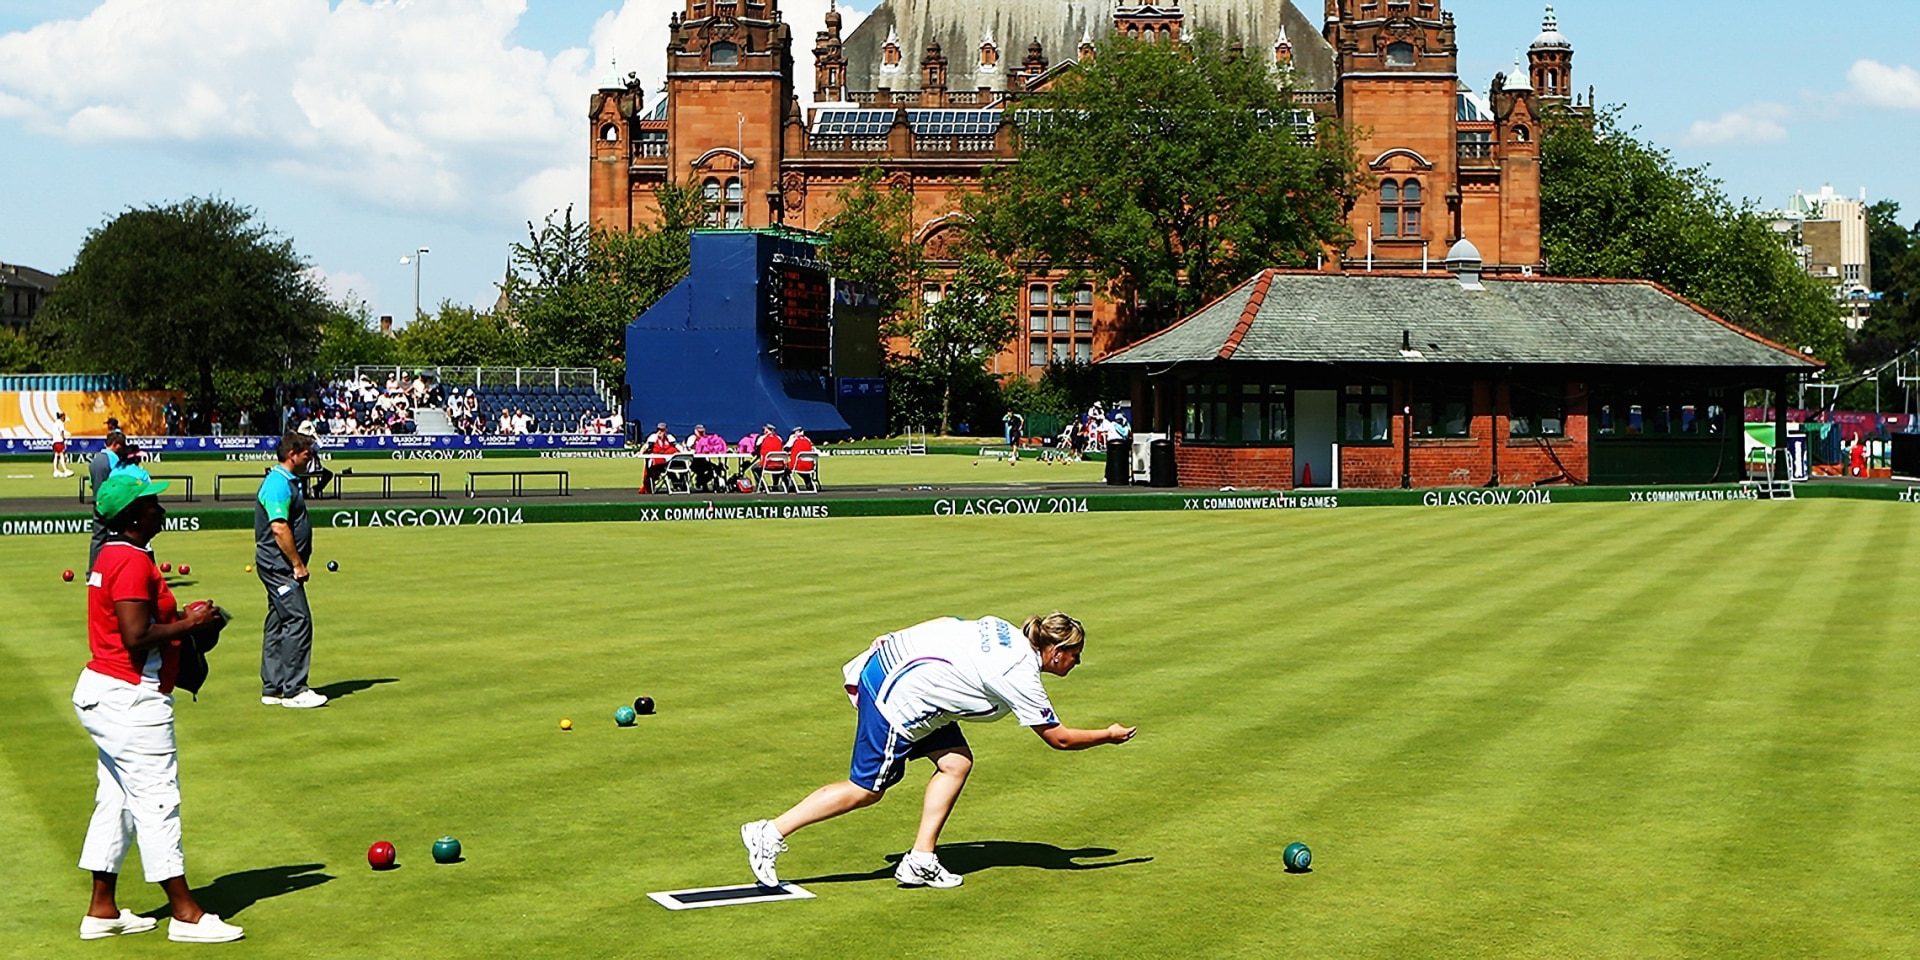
[335,470,443,499]
[465,470,570,498]
[80,474,195,503]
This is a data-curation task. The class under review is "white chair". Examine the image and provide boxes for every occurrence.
[791,452,820,493]
[760,451,791,494]
[662,454,696,495]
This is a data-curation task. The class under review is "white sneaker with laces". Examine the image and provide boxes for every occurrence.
[740,820,787,888]
[79,909,158,940]
[280,689,328,709]
[894,850,963,888]
[260,696,282,706]
[167,913,244,943]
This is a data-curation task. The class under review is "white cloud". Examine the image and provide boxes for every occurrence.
[306,266,378,307]
[1683,103,1790,146]
[1847,59,1920,110]
[0,0,870,230]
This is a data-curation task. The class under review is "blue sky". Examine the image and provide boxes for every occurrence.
[2,1,1915,325]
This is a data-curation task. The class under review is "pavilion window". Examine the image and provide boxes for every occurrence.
[1509,383,1566,438]
[1412,381,1471,438]
[1343,384,1392,443]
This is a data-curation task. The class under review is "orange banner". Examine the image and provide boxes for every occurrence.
[0,390,180,438]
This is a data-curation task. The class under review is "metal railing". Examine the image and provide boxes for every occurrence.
[329,366,602,391]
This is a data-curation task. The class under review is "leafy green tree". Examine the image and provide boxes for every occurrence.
[505,185,708,381]
[1861,201,1917,357]
[394,301,526,367]
[908,249,1020,434]
[0,327,47,372]
[1541,108,1846,368]
[822,167,924,322]
[316,297,400,369]
[38,197,327,419]
[971,31,1359,332]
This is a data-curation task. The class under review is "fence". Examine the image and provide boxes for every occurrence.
[329,366,602,392]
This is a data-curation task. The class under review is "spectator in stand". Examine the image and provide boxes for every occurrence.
[498,408,514,435]
[642,423,680,493]
[514,407,533,435]
[690,424,727,492]
[209,409,222,437]
[237,409,251,435]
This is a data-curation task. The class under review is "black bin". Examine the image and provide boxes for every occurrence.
[1894,432,1920,478]
[1105,439,1131,485]
[1148,438,1176,487]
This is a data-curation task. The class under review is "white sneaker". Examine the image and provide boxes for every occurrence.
[280,689,328,709]
[167,913,244,943]
[740,820,786,888]
[894,850,963,888]
[260,695,282,706]
[79,909,158,940]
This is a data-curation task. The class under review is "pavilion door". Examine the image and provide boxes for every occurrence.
[1295,390,1336,487]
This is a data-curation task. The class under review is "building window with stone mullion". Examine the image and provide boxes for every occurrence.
[1379,179,1422,239]
[1025,282,1094,369]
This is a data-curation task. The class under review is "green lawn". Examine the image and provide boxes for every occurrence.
[2,501,1916,957]
[0,449,1103,501]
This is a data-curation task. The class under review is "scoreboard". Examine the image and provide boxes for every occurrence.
[767,253,831,372]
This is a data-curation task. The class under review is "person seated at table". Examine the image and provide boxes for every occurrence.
[689,424,728,492]
[733,432,759,489]
[754,424,785,491]
[786,427,818,491]
[643,423,680,492]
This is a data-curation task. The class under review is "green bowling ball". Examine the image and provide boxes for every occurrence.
[1283,841,1312,872]
[614,706,637,727]
[432,836,462,863]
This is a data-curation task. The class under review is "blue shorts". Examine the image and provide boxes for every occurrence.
[848,659,967,793]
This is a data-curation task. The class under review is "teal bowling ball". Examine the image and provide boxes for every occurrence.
[614,706,637,727]
[1283,841,1312,872]
[432,836,462,864]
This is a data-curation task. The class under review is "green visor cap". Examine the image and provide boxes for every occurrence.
[95,474,171,521]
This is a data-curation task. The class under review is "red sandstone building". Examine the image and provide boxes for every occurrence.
[592,0,1591,377]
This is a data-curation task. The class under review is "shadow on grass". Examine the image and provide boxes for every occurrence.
[793,840,1152,885]
[141,863,334,919]
[313,678,397,701]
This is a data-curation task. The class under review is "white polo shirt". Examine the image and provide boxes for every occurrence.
[844,616,1060,739]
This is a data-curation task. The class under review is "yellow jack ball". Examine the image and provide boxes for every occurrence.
[559,718,573,730]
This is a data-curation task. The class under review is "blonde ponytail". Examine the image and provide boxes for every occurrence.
[1021,612,1085,653]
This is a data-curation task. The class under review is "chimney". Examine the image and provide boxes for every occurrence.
[1445,239,1484,291]
[379,315,395,334]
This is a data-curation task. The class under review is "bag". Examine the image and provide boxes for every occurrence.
[734,476,755,493]
[174,605,231,698]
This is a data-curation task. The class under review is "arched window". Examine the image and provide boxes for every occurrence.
[1379,178,1422,238]
[1513,125,1531,143]
[600,124,620,142]
[709,42,739,66]
[1385,42,1415,67]
[722,177,744,228]
[1546,70,1558,91]
[703,178,723,226]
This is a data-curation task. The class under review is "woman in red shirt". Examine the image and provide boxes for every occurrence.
[72,476,241,943]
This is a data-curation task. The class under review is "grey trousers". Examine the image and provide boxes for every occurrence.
[258,571,314,698]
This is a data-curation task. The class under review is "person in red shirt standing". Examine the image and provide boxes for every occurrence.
[71,475,243,943]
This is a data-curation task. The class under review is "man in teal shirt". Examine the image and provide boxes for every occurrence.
[256,433,326,709]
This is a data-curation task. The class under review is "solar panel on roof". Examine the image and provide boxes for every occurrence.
[904,109,1002,136]
[811,109,896,136]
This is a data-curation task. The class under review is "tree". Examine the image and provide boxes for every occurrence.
[38,197,327,419]
[822,167,924,322]
[908,249,1020,434]
[395,301,526,367]
[1540,108,1846,368]
[971,32,1359,332]
[0,327,46,372]
[316,297,400,370]
[1860,201,1918,360]
[505,185,708,382]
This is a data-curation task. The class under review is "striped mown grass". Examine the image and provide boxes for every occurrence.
[1,500,1914,958]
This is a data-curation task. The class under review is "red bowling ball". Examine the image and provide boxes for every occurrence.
[368,841,397,870]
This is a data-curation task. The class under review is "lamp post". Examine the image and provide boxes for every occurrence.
[399,247,430,321]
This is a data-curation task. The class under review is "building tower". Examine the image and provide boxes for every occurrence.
[1527,5,1573,102]
[1114,4,1185,44]
[649,0,795,230]
[1326,0,1460,264]
[813,0,847,103]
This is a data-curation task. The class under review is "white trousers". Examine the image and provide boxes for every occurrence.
[72,669,185,883]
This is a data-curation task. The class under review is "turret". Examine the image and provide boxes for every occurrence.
[1528,5,1573,102]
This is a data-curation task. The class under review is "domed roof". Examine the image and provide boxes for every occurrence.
[1445,238,1483,265]
[1530,5,1570,51]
